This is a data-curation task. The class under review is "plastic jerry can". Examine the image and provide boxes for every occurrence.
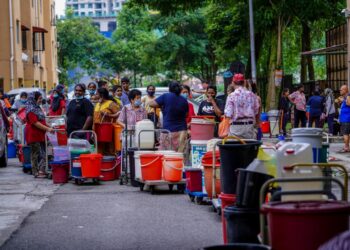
[135,119,155,149]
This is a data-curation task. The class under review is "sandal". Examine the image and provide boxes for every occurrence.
[337,148,350,153]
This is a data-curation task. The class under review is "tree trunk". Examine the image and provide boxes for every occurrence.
[266,30,278,110]
[300,22,314,83]
[277,16,283,68]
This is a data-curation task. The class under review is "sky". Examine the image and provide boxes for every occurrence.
[55,0,66,17]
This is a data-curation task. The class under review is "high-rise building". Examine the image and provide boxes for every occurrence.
[0,0,59,92]
[66,0,124,38]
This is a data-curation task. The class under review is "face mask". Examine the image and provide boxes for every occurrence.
[181,93,188,100]
[134,99,142,107]
[76,95,83,100]
[53,93,59,98]
[61,89,65,94]
[109,92,113,96]
[147,91,155,97]
[20,99,27,104]
[89,90,96,95]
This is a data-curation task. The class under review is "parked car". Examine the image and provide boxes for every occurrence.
[0,105,8,167]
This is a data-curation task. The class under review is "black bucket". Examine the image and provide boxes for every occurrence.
[203,243,270,250]
[235,169,273,208]
[224,206,260,244]
[218,140,261,194]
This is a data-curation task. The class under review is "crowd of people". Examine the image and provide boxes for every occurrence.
[2,74,349,177]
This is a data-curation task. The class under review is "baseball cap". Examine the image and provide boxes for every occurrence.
[233,73,245,82]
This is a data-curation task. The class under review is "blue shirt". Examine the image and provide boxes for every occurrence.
[155,93,188,132]
[121,91,130,106]
[340,95,350,123]
[307,96,324,117]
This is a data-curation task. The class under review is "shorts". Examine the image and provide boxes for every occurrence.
[340,122,350,135]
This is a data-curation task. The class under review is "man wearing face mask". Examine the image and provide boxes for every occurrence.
[66,83,94,135]
[141,85,159,126]
[12,92,28,111]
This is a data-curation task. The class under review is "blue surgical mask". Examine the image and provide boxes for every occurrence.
[134,99,142,107]
[76,95,83,100]
[20,99,27,104]
[89,90,96,95]
[53,93,59,98]
[181,93,188,100]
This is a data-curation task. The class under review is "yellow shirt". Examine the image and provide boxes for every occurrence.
[142,95,160,116]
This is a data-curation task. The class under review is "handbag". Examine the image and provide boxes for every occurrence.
[218,117,230,138]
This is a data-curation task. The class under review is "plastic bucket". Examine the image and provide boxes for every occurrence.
[260,113,268,122]
[134,150,157,181]
[52,146,69,162]
[202,151,221,198]
[23,146,31,164]
[235,169,273,208]
[56,125,67,145]
[267,110,279,121]
[140,154,163,181]
[191,140,208,168]
[113,124,123,151]
[7,141,16,158]
[79,154,102,178]
[100,156,120,181]
[262,201,350,250]
[163,156,184,182]
[129,148,155,186]
[51,161,70,184]
[185,168,202,192]
[224,206,260,244]
[260,122,270,134]
[71,159,82,178]
[203,244,270,250]
[291,128,323,148]
[219,193,236,244]
[95,123,113,142]
[218,140,261,194]
[191,116,216,140]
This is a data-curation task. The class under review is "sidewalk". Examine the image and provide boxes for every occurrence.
[0,159,59,247]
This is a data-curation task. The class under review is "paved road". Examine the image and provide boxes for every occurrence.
[1,174,221,250]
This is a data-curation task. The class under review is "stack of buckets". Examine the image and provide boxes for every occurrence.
[100,156,121,181]
[260,112,270,135]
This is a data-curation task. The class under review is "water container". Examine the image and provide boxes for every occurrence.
[191,116,216,140]
[267,110,279,121]
[190,140,207,168]
[260,112,268,122]
[134,150,157,180]
[291,128,323,163]
[135,119,155,149]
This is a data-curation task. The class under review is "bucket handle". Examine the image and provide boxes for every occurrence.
[222,135,246,145]
[100,112,114,124]
[163,160,184,171]
[101,158,121,172]
[141,156,162,168]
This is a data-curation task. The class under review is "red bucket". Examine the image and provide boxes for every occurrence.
[79,154,102,178]
[185,168,202,192]
[57,125,68,145]
[95,123,113,142]
[219,193,236,244]
[51,161,70,184]
[140,154,163,181]
[191,116,216,140]
[100,156,121,181]
[261,121,270,133]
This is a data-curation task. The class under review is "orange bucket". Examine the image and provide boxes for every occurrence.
[113,124,123,151]
[163,156,183,182]
[202,151,221,198]
[95,123,113,142]
[140,154,163,181]
[79,153,102,178]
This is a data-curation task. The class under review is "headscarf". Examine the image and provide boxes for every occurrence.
[26,91,45,121]
[324,88,334,103]
[51,85,65,112]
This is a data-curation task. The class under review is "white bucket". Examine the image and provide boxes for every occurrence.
[270,120,279,136]
[134,150,157,180]
[291,128,323,148]
[268,110,279,121]
[190,140,207,168]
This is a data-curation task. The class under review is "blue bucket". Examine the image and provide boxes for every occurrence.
[7,142,17,158]
[260,113,268,122]
[23,146,31,164]
[71,158,82,178]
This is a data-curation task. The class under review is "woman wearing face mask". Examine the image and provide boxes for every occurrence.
[112,85,123,110]
[12,92,28,111]
[93,88,120,154]
[49,85,66,116]
[198,85,225,137]
[88,82,99,106]
[66,84,94,136]
[142,85,160,127]
[117,89,147,130]
[181,85,196,125]
[25,92,53,178]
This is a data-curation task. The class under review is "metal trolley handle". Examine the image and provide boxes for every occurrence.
[69,130,98,153]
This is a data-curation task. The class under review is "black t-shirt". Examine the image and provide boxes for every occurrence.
[66,98,94,135]
[279,96,290,113]
[198,99,225,121]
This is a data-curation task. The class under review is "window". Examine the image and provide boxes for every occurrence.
[80,4,84,8]
[108,21,116,32]
[95,3,102,9]
[73,4,78,10]
[22,29,28,50]
[115,2,120,7]
[33,32,45,51]
[88,3,93,8]
[74,12,79,16]
[16,20,20,44]
[95,11,102,17]
[80,12,85,16]
[88,12,93,16]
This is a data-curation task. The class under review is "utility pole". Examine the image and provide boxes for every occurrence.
[249,0,257,84]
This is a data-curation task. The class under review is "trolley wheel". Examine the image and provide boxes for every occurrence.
[92,178,100,184]
[22,168,29,173]
[139,183,145,191]
[189,195,195,202]
[150,186,155,195]
[194,196,203,205]
[168,184,174,191]
[75,178,83,185]
[47,174,52,180]
[177,184,185,194]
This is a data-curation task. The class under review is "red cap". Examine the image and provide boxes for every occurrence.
[233,73,245,82]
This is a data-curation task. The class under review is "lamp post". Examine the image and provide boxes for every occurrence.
[249,0,257,84]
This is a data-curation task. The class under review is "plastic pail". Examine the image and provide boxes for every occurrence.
[191,140,208,168]
[7,141,16,158]
[23,146,31,164]
[100,156,120,181]
[191,116,216,140]
[134,150,156,181]
[163,156,183,182]
[260,113,268,122]
[56,125,67,145]
[267,110,279,121]
[203,244,270,250]
[185,168,202,192]
[71,159,82,178]
[140,154,163,181]
[202,151,221,198]
[261,201,350,250]
[79,154,102,178]
[235,169,273,208]
[95,123,113,142]
[113,124,123,151]
[261,122,270,133]
[224,206,260,244]
[51,161,70,184]
[291,128,323,148]
[219,193,236,244]
[218,140,261,194]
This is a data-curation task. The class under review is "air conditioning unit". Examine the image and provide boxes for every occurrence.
[33,55,41,64]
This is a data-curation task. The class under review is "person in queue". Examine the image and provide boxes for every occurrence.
[94,88,120,154]
[12,92,28,111]
[142,85,159,126]
[49,85,66,116]
[117,89,147,130]
[338,85,350,153]
[192,80,209,95]
[120,77,131,106]
[248,80,262,140]
[279,88,291,136]
[224,74,259,139]
[149,81,188,152]
[88,82,99,105]
[112,85,123,109]
[181,85,196,125]
[25,92,53,178]
[324,88,336,135]
[66,83,94,136]
[98,80,108,89]
[289,84,307,128]
[307,90,325,128]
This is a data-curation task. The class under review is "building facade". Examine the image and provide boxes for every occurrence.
[0,0,58,93]
[66,0,124,38]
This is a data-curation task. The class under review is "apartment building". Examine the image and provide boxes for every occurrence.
[66,0,125,38]
[0,0,58,92]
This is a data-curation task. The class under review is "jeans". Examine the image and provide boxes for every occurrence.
[294,109,307,128]
[309,116,321,128]
[327,113,335,134]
